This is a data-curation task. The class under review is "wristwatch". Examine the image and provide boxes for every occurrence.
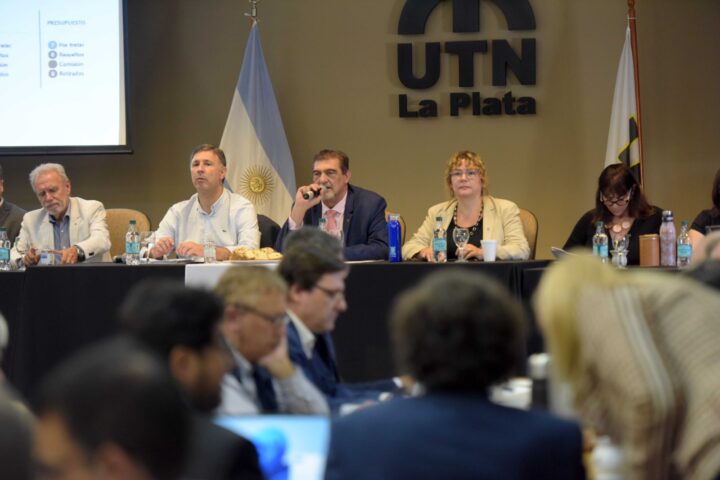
[74,245,86,262]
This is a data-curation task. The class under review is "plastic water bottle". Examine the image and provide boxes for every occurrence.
[659,210,676,267]
[677,220,692,268]
[528,353,550,410]
[203,237,216,264]
[592,221,609,263]
[432,216,447,263]
[125,220,141,265]
[0,228,11,271]
[387,214,402,262]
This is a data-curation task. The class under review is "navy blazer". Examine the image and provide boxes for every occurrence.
[325,393,586,480]
[275,184,388,261]
[287,322,396,414]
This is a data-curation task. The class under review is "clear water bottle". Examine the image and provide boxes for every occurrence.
[387,214,402,262]
[659,210,676,267]
[203,237,216,264]
[592,221,609,263]
[0,228,11,271]
[432,216,447,263]
[125,220,141,265]
[676,220,692,268]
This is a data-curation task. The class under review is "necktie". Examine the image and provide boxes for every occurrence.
[252,365,279,413]
[325,209,339,233]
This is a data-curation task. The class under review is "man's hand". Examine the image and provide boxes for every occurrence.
[58,247,79,264]
[23,248,40,267]
[176,241,203,258]
[151,236,174,258]
[258,334,295,380]
[289,184,324,226]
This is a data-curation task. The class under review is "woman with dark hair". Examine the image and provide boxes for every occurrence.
[563,163,662,265]
[689,167,720,248]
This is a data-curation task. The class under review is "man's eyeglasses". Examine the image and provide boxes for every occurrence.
[449,169,481,179]
[600,193,632,206]
[314,284,345,301]
[233,303,287,326]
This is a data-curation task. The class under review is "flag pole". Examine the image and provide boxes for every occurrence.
[627,0,644,188]
[245,0,259,22]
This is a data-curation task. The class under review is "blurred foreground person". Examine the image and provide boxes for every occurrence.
[325,270,585,480]
[33,338,189,480]
[535,254,720,480]
[215,266,328,415]
[120,281,262,480]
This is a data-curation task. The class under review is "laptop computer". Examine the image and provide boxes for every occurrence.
[215,415,330,480]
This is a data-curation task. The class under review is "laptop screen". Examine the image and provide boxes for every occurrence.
[215,415,330,480]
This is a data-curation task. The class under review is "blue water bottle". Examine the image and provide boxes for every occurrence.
[388,214,402,262]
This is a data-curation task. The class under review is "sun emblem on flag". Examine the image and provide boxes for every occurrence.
[239,165,275,205]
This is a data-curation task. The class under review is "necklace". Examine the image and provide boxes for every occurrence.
[453,204,484,237]
[608,219,633,234]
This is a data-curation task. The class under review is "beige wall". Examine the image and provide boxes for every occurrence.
[2,0,719,259]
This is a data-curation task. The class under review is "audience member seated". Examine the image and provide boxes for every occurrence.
[12,163,111,267]
[152,144,259,260]
[563,163,662,265]
[689,167,720,250]
[32,337,189,480]
[275,149,388,261]
[278,227,400,413]
[0,163,26,243]
[214,266,329,415]
[325,269,586,480]
[535,254,720,480]
[119,281,263,480]
[402,150,529,261]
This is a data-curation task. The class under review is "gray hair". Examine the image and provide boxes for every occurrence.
[29,163,70,192]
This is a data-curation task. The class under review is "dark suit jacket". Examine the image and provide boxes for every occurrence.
[287,322,396,414]
[275,184,388,261]
[183,415,263,480]
[325,393,586,480]
[0,200,26,243]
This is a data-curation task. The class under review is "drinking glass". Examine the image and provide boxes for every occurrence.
[453,228,470,262]
[138,231,156,263]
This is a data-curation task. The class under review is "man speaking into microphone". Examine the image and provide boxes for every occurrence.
[275,149,388,261]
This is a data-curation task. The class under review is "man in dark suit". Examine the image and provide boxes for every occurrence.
[119,281,263,480]
[0,164,26,243]
[279,228,399,413]
[275,149,388,260]
[324,270,587,480]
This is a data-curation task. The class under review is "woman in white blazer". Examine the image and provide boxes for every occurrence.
[403,151,529,261]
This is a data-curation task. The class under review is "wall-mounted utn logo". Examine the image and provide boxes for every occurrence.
[397,0,537,118]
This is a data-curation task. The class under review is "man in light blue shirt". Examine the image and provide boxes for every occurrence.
[152,144,259,260]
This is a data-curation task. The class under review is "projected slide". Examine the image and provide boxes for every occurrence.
[0,0,127,150]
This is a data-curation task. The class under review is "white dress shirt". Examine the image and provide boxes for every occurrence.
[156,189,259,252]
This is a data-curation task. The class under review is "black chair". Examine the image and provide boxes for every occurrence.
[258,215,281,249]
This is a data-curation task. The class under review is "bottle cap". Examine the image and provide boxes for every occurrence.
[662,210,674,221]
[129,220,136,225]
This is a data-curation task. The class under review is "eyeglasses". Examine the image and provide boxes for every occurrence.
[314,284,345,301]
[449,169,481,179]
[600,193,631,206]
[312,168,340,180]
[233,303,287,326]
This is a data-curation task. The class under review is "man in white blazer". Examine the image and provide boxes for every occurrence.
[11,163,110,267]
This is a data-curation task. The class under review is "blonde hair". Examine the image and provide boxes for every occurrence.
[444,150,487,195]
[215,266,287,307]
[533,253,620,383]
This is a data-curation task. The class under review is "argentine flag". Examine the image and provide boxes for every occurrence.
[221,21,296,225]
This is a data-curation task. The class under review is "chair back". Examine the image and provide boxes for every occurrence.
[385,211,406,245]
[518,207,538,260]
[258,214,281,249]
[105,208,151,258]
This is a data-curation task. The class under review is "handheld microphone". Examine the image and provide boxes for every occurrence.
[302,186,323,200]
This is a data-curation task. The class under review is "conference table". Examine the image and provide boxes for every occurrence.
[0,259,551,399]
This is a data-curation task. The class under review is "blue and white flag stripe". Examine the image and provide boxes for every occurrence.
[221,22,296,225]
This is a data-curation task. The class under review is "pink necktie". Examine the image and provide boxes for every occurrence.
[325,210,339,232]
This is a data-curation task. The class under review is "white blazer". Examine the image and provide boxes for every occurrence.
[11,197,111,264]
